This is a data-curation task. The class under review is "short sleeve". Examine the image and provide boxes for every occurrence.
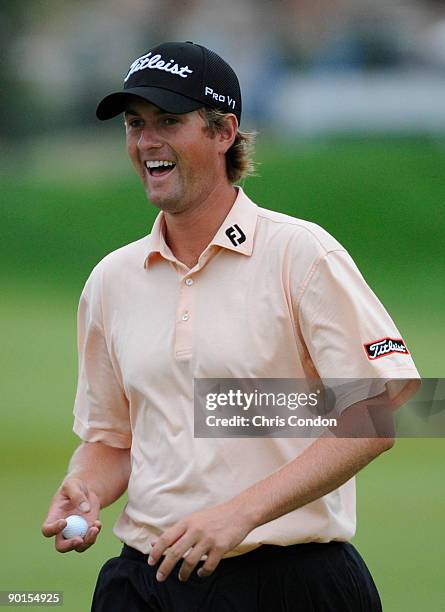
[298,250,420,412]
[73,268,132,448]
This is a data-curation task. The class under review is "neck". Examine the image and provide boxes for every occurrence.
[163,182,238,269]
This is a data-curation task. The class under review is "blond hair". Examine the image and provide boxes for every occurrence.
[199,108,257,183]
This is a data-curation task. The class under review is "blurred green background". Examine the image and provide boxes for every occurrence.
[1,136,444,611]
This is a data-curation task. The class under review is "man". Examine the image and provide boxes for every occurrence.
[42,41,420,611]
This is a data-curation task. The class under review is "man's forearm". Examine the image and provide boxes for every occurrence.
[65,441,131,508]
[226,394,396,529]
[232,435,392,529]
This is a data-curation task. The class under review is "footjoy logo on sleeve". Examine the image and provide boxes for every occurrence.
[364,337,409,360]
[124,53,193,82]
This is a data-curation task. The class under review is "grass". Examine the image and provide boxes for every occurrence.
[1,137,444,610]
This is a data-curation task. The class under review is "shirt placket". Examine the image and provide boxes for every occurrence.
[174,271,196,360]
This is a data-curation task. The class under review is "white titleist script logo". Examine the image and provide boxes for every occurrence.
[364,337,408,360]
[124,52,193,82]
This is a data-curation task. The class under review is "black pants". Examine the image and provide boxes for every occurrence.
[92,541,382,611]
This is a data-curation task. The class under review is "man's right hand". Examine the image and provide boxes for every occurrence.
[42,478,102,553]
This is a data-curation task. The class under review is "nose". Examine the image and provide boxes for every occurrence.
[137,126,162,151]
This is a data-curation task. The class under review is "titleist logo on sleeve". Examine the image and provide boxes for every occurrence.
[124,52,193,82]
[364,337,409,360]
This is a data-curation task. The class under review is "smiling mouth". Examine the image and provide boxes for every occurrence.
[145,160,176,178]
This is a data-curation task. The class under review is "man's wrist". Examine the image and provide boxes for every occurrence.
[225,494,263,531]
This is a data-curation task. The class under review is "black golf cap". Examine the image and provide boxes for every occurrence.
[96,41,242,124]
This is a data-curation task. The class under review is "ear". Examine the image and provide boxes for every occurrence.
[217,114,238,154]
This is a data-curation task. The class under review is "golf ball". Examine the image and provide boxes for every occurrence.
[62,515,88,539]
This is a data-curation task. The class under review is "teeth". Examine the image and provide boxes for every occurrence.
[145,160,176,169]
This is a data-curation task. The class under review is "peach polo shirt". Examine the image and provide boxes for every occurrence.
[73,187,419,556]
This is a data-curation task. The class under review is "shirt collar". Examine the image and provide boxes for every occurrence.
[144,186,258,268]
[144,214,175,267]
[209,186,257,255]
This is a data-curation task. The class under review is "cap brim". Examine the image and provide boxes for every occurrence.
[96,87,203,120]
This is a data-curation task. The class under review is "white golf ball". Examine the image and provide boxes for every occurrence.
[62,515,89,539]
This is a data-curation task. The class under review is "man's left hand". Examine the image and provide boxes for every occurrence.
[148,501,254,582]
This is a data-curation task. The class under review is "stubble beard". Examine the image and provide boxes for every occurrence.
[144,176,187,215]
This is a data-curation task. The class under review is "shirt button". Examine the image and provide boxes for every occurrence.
[185,278,194,286]
[182,312,190,321]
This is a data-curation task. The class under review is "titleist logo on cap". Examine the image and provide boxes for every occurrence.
[364,337,409,360]
[124,52,194,82]
[96,42,242,123]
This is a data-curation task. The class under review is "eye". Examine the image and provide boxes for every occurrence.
[127,118,143,128]
[162,116,179,126]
